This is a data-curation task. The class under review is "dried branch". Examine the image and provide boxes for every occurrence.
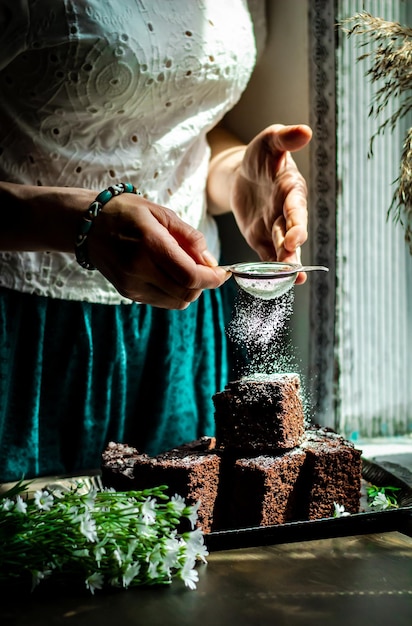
[341,12,412,251]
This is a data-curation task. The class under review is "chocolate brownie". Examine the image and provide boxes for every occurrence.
[224,448,307,529]
[101,441,221,534]
[297,426,363,520]
[212,373,305,451]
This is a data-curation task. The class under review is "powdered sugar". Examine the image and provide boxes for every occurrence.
[226,289,297,377]
[226,288,312,423]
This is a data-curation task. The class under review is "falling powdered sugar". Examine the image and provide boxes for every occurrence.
[226,288,298,377]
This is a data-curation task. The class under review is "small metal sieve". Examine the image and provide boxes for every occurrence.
[223,261,329,300]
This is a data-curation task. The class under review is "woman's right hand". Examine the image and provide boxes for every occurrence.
[86,192,229,309]
[0,181,229,310]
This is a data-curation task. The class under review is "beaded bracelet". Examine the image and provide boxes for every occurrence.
[75,182,141,270]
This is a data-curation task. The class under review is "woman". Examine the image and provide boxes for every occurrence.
[0,0,311,482]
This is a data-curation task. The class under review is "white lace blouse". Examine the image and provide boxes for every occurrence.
[0,0,265,303]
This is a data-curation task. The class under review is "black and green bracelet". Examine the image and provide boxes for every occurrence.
[75,182,141,270]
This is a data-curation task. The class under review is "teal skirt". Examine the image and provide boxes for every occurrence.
[0,286,230,483]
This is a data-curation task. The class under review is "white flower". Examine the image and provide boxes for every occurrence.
[31,568,52,590]
[370,492,391,511]
[82,486,98,509]
[170,494,186,515]
[112,500,130,512]
[137,523,158,540]
[182,528,209,563]
[113,548,124,566]
[179,559,199,590]
[1,498,14,511]
[141,497,156,524]
[122,562,141,588]
[50,489,65,499]
[85,571,104,594]
[34,490,54,511]
[79,513,98,542]
[147,559,159,580]
[73,549,90,558]
[94,545,107,566]
[161,535,181,572]
[125,538,138,561]
[185,501,200,529]
[15,495,28,514]
[333,502,350,518]
[47,483,70,498]
[68,505,81,521]
[147,545,163,579]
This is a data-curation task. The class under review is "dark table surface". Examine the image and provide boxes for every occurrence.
[2,529,412,626]
[2,453,412,626]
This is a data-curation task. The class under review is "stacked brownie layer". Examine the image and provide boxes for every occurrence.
[212,374,305,451]
[101,438,220,534]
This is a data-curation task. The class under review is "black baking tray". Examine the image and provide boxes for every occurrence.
[2,458,411,554]
[204,457,412,552]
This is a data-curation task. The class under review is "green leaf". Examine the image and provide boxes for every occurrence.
[0,477,32,500]
[366,483,401,508]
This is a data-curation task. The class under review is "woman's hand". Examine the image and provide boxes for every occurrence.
[0,181,229,309]
[231,124,312,284]
[87,194,229,308]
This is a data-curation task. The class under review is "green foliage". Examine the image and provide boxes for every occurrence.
[366,484,401,510]
[0,480,207,593]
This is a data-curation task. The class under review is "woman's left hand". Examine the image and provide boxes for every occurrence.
[231,124,312,284]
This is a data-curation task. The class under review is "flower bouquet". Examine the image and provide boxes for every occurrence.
[0,479,207,594]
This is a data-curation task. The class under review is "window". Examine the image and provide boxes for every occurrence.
[309,0,412,438]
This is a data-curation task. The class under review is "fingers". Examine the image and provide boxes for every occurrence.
[118,276,204,310]
[271,158,308,286]
[282,175,308,252]
[267,124,312,155]
[272,212,307,262]
[144,218,228,291]
[272,219,307,285]
[88,196,229,308]
[125,262,229,309]
[269,148,308,251]
[101,247,228,309]
[271,129,310,266]
[240,124,312,184]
